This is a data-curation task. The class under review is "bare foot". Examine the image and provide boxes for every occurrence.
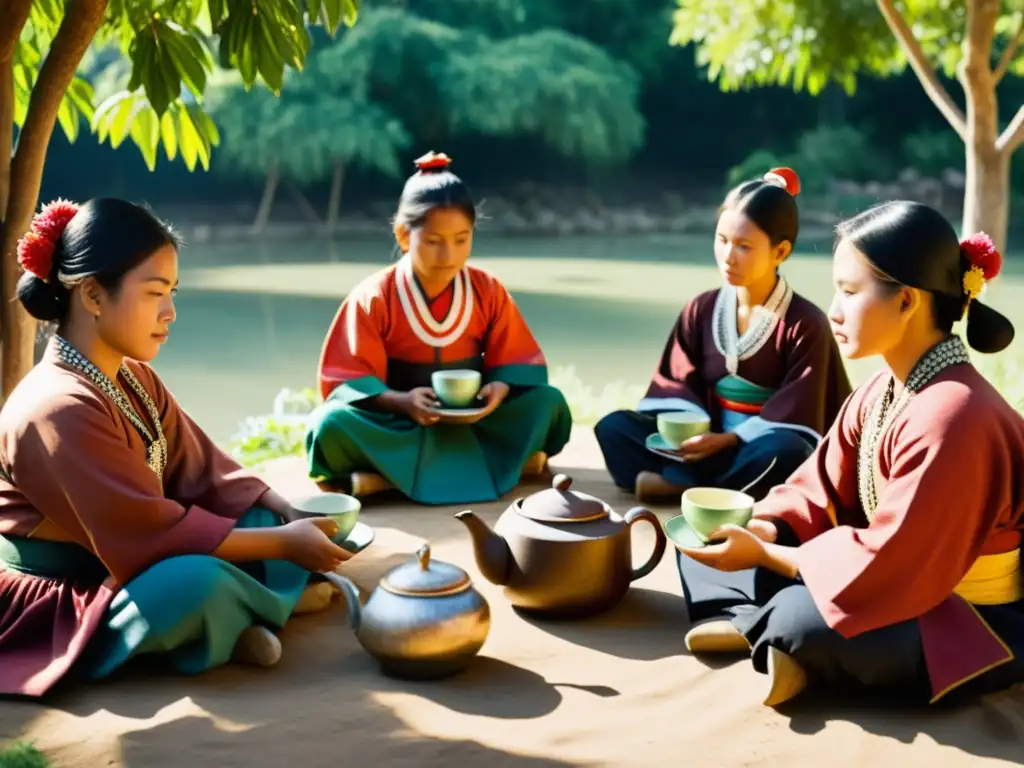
[350,471,394,497]
[292,582,335,616]
[763,647,809,707]
[232,626,282,667]
[521,451,549,479]
[635,471,687,503]
[684,620,751,654]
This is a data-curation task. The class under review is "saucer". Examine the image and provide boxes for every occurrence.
[433,405,488,424]
[645,433,689,464]
[664,515,710,550]
[337,521,375,553]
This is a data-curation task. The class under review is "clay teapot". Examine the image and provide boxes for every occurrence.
[455,474,666,618]
[323,543,490,680]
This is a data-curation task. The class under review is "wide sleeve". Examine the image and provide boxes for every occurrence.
[793,390,1010,638]
[637,296,710,418]
[480,275,548,387]
[316,290,389,403]
[732,312,852,444]
[8,393,239,585]
[142,365,272,518]
[751,377,873,542]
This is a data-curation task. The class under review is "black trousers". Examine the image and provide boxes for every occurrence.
[594,409,814,500]
[677,524,1024,704]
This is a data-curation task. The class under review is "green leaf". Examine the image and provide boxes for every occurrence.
[160,110,179,161]
[129,107,161,170]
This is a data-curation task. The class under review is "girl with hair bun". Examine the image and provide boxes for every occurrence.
[681,200,1024,709]
[0,198,356,697]
[596,168,851,503]
[306,151,572,504]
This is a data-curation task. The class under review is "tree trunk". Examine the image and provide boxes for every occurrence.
[252,163,279,234]
[1,0,109,398]
[0,0,35,340]
[286,183,323,226]
[962,137,1010,249]
[325,160,345,236]
[958,0,1008,252]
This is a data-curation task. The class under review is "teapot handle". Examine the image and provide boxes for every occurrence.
[624,506,667,582]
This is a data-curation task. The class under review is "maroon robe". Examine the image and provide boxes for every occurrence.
[0,340,273,696]
[753,365,1024,701]
[641,278,851,444]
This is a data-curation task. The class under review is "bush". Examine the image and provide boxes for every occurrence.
[0,742,50,768]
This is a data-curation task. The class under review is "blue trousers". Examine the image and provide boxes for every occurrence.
[594,409,814,501]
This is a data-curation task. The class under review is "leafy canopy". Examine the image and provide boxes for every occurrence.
[13,0,360,172]
[670,0,1023,95]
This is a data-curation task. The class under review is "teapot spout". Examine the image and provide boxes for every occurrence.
[323,571,362,632]
[454,510,511,586]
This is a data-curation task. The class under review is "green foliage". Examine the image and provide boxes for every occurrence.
[206,66,411,184]
[12,0,362,172]
[727,125,891,194]
[0,742,50,768]
[670,0,1022,96]
[902,129,964,175]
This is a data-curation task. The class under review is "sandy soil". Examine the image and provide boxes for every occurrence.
[2,428,1023,767]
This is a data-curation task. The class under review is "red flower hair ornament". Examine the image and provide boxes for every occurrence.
[763,167,801,197]
[414,151,452,172]
[960,231,1002,301]
[16,198,80,283]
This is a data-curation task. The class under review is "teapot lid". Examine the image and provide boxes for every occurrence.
[381,543,471,597]
[517,474,609,523]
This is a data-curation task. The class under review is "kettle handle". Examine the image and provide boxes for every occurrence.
[624,506,667,582]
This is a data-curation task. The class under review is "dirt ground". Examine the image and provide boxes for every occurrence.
[2,427,1023,767]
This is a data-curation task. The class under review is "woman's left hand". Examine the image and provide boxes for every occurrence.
[477,381,510,415]
[678,524,767,572]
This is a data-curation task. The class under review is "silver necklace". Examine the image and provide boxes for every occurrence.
[857,335,970,519]
[55,336,168,481]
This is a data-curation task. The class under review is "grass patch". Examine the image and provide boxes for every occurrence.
[0,742,50,768]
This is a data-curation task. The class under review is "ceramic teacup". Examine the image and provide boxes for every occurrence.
[657,411,710,449]
[291,492,362,543]
[431,369,482,408]
[680,487,755,543]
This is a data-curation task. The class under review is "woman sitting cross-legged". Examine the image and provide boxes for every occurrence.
[305,151,573,504]
[677,201,1024,709]
[596,168,851,503]
[0,198,353,698]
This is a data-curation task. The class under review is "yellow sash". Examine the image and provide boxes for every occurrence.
[953,550,1022,605]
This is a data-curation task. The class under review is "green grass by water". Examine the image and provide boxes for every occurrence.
[154,232,1024,443]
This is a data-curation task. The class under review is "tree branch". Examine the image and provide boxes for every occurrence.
[994,14,1023,84]
[875,0,967,140]
[2,0,108,396]
[0,0,32,63]
[996,104,1024,154]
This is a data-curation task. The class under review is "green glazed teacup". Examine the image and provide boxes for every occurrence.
[290,492,362,543]
[680,487,755,543]
[657,411,710,449]
[431,369,482,408]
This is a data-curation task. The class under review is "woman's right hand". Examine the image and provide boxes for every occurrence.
[745,518,778,543]
[400,387,442,425]
[279,518,352,572]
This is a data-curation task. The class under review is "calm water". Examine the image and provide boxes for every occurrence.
[156,232,1024,442]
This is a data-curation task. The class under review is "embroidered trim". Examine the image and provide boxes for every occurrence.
[712,276,793,375]
[395,257,474,348]
[55,336,168,482]
[856,336,971,520]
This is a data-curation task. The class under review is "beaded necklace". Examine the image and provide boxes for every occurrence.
[856,335,970,520]
[55,335,168,481]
